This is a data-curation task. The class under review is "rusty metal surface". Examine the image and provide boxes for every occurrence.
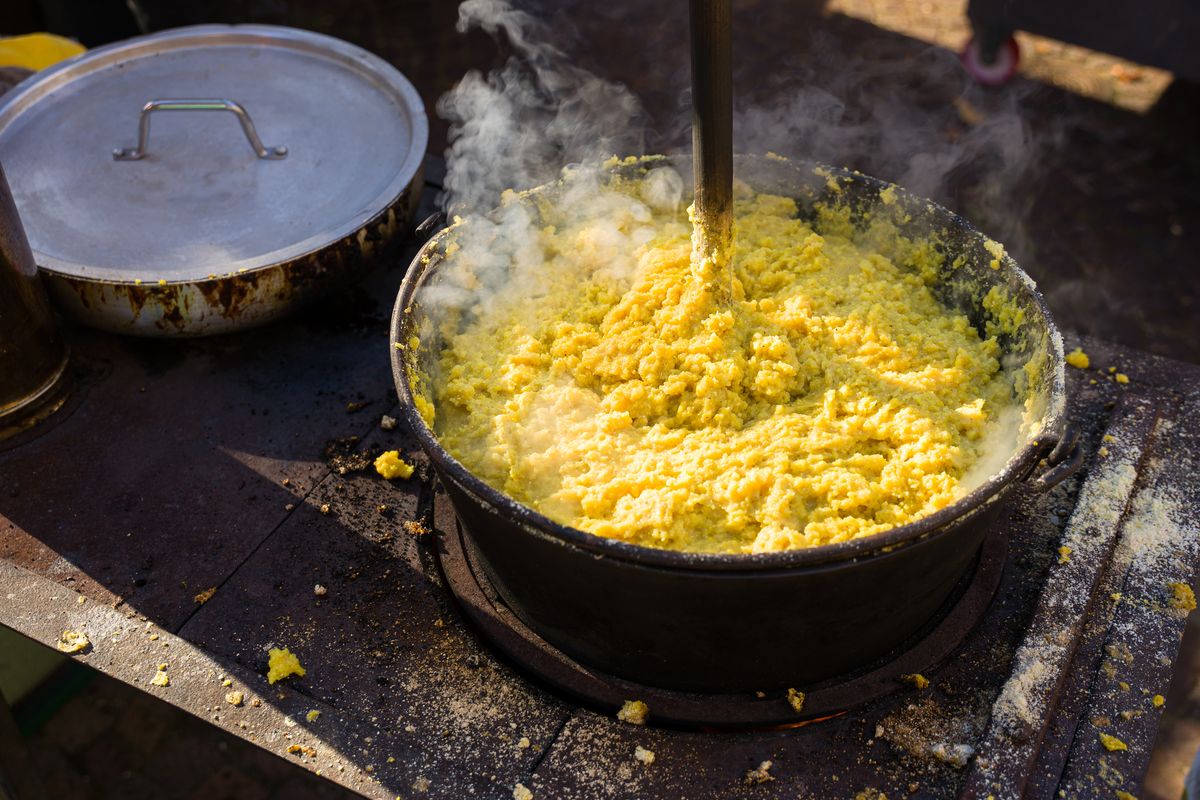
[0,158,1198,798]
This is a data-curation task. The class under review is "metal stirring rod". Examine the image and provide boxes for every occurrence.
[689,0,734,301]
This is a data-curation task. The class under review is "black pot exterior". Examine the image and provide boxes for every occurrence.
[394,155,1071,694]
[438,462,1001,692]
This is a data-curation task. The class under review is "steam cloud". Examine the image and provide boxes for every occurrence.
[439,2,1054,267]
[437,0,647,216]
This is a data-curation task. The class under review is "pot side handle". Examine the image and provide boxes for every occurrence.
[1030,422,1084,492]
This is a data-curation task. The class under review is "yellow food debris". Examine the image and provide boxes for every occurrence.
[157,662,168,670]
[194,586,216,604]
[149,633,159,641]
[901,673,930,690]
[517,737,530,749]
[150,671,169,687]
[1115,373,1129,384]
[1066,348,1090,369]
[1099,732,1128,752]
[1058,546,1072,564]
[617,699,649,725]
[56,630,90,654]
[1118,681,1130,692]
[157,279,167,286]
[267,647,307,684]
[744,761,774,784]
[1103,434,1115,442]
[374,450,414,480]
[306,709,321,722]
[1152,694,1165,708]
[222,678,232,686]
[513,783,533,800]
[226,691,244,706]
[634,745,655,764]
[1115,791,1137,800]
[1108,366,1117,373]
[786,687,806,713]
[1099,446,1109,457]
[1167,583,1197,611]
[436,184,1020,553]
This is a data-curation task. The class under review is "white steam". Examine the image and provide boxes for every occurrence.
[437,0,647,216]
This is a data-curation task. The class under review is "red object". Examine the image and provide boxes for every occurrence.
[960,35,1021,85]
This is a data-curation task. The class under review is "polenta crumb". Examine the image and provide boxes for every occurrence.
[517,737,530,749]
[1152,695,1165,708]
[617,699,649,725]
[56,630,90,654]
[150,671,169,687]
[1167,582,1197,611]
[1115,373,1129,384]
[1099,446,1109,457]
[267,647,306,684]
[1099,732,1128,752]
[194,586,217,605]
[374,450,414,480]
[1058,546,1072,564]
[634,745,655,764]
[744,761,774,784]
[902,673,930,690]
[1066,348,1090,369]
[513,783,533,800]
[306,710,321,722]
[226,691,244,706]
[1103,434,1115,442]
[786,687,806,713]
[1115,791,1137,800]
[314,584,328,597]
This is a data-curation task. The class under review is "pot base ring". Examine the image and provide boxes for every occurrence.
[434,497,1008,730]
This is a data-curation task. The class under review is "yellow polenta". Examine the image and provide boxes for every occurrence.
[434,188,1012,553]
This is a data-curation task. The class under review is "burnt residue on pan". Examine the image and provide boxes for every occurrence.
[42,170,421,337]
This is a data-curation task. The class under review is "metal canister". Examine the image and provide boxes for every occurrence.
[0,161,68,438]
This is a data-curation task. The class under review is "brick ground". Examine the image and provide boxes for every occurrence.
[23,670,354,800]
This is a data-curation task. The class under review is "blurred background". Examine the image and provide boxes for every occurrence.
[1,0,1198,798]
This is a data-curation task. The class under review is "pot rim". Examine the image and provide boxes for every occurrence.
[390,155,1069,572]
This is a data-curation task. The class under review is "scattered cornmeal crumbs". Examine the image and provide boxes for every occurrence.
[1153,695,1165,708]
[1115,792,1137,800]
[267,647,306,684]
[403,520,431,537]
[517,737,530,749]
[374,451,414,480]
[1167,582,1197,611]
[306,710,321,722]
[513,784,533,800]
[1058,546,1072,564]
[744,761,774,784]
[226,691,244,706]
[1066,348,1090,369]
[150,671,169,687]
[1115,373,1130,384]
[617,700,649,725]
[902,673,930,690]
[56,630,90,654]
[634,746,655,765]
[194,587,217,604]
[1099,732,1128,752]
[786,687,806,713]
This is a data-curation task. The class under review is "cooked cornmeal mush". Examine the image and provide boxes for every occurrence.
[429,174,1021,554]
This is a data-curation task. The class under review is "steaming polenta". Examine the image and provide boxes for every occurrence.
[434,186,1013,553]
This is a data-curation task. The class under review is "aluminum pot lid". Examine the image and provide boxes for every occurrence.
[0,24,428,283]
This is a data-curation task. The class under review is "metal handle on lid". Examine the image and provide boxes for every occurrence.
[112,99,288,161]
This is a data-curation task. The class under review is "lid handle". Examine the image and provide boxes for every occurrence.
[112,99,288,161]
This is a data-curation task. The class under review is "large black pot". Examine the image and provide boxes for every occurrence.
[391,155,1079,693]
